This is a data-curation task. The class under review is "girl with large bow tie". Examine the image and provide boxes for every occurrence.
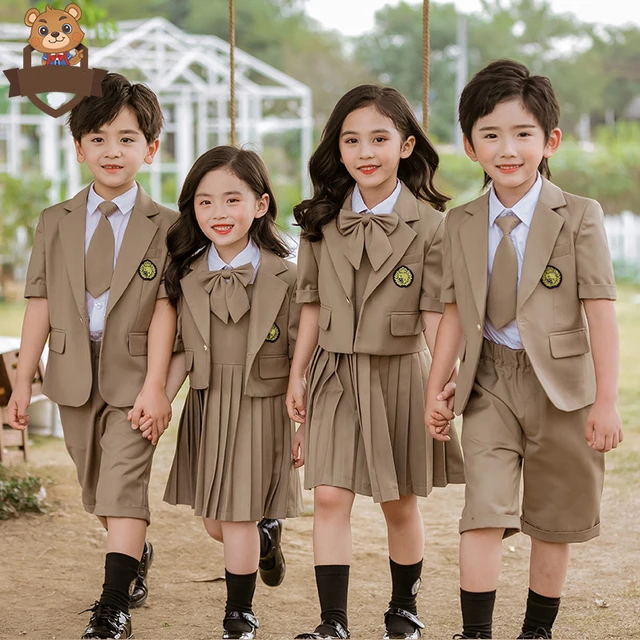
[162,146,303,640]
[287,85,464,640]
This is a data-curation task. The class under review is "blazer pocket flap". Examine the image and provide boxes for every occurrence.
[390,312,425,337]
[549,328,590,359]
[128,332,148,357]
[49,329,66,354]
[318,305,332,331]
[184,349,194,372]
[259,355,290,379]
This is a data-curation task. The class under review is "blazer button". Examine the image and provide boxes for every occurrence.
[345,296,351,304]
[203,344,208,351]
[476,324,482,331]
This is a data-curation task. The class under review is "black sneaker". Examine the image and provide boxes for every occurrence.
[294,619,350,639]
[130,540,153,609]
[257,518,285,587]
[222,611,259,639]
[383,607,424,639]
[81,602,133,639]
[517,629,552,639]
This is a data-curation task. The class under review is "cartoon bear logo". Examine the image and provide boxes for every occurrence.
[25,4,85,67]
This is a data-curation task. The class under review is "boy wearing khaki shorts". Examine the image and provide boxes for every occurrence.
[8,73,177,639]
[425,60,623,639]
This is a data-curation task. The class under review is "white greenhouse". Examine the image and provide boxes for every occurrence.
[0,17,313,206]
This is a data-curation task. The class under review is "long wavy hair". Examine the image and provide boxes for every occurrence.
[294,85,449,241]
[165,146,290,307]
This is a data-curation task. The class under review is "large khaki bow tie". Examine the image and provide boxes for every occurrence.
[337,209,399,271]
[200,262,254,324]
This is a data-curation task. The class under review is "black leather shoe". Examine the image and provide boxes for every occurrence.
[452,633,491,639]
[81,602,133,639]
[222,611,259,639]
[383,608,424,639]
[129,540,153,609]
[294,619,350,639]
[257,518,285,587]
[517,629,552,639]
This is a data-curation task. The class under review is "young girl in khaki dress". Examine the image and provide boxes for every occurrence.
[287,85,464,640]
[163,146,302,640]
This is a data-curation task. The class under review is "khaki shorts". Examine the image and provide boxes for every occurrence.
[460,339,604,543]
[58,342,155,523]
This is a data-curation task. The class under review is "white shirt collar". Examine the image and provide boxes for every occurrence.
[351,180,402,215]
[87,182,138,216]
[207,238,261,275]
[489,173,542,228]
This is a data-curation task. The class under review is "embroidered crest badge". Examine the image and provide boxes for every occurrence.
[393,265,414,288]
[266,323,280,343]
[138,259,158,281]
[541,266,562,289]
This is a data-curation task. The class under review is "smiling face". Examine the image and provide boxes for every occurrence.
[338,104,415,209]
[74,107,159,200]
[26,4,84,53]
[464,98,561,207]
[194,168,269,264]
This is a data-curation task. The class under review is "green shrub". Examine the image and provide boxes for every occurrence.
[0,465,48,520]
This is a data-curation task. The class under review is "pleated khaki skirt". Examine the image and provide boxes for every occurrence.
[304,346,465,503]
[164,287,303,522]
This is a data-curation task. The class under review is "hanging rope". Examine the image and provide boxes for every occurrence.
[229,0,237,146]
[422,0,430,132]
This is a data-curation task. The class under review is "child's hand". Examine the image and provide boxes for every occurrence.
[585,400,623,452]
[7,383,32,430]
[292,424,305,468]
[286,375,307,424]
[129,387,172,445]
[424,395,453,442]
[438,380,457,413]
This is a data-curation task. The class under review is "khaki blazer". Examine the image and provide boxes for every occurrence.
[441,178,616,415]
[178,249,300,398]
[25,184,178,408]
[297,184,444,355]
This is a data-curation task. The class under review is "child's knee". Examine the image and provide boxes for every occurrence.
[203,517,224,542]
[314,485,354,518]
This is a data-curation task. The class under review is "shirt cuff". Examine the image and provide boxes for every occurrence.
[156,282,168,299]
[578,284,617,300]
[24,284,47,298]
[296,288,319,304]
[440,288,456,304]
[420,296,444,313]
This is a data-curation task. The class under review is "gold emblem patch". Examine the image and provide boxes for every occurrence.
[393,265,414,288]
[541,266,562,289]
[138,259,157,281]
[266,323,280,343]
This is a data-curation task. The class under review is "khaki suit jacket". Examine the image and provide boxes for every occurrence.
[25,184,178,407]
[178,249,300,398]
[441,178,616,414]
[297,184,444,355]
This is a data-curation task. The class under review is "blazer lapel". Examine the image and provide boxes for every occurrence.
[59,186,91,319]
[324,218,355,301]
[363,184,417,300]
[107,185,159,314]
[517,178,566,309]
[180,251,211,346]
[459,193,490,322]
[245,251,289,384]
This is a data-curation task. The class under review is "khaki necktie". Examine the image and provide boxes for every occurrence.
[201,263,254,324]
[486,214,522,330]
[85,201,119,298]
[337,209,399,271]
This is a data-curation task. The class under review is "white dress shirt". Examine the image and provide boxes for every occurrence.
[351,179,402,215]
[207,237,261,284]
[85,183,138,341]
[484,174,543,349]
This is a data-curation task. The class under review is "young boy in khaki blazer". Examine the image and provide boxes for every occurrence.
[7,73,177,640]
[425,60,623,639]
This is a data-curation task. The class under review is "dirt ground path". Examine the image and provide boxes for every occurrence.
[2,415,639,640]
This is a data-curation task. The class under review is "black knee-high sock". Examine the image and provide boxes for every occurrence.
[100,553,139,613]
[386,558,423,633]
[314,565,349,634]
[460,588,496,639]
[521,589,560,636]
[224,570,257,633]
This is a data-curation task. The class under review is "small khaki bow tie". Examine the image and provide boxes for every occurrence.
[337,209,399,271]
[201,262,254,324]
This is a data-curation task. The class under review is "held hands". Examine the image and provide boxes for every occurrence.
[128,385,172,445]
[7,383,33,430]
[585,400,624,453]
[424,381,457,442]
[286,374,307,424]
[291,424,305,468]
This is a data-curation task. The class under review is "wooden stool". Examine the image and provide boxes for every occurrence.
[0,349,44,464]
